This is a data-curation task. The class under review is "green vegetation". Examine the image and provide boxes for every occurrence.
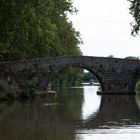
[0,79,16,100]
[127,0,140,99]
[51,70,99,87]
[0,79,37,100]
[83,72,99,83]
[0,0,84,99]
[135,80,140,108]
[128,0,140,36]
[0,0,82,61]
[136,79,140,94]
[56,87,84,120]
[52,68,84,87]
[20,79,37,99]
[125,56,139,60]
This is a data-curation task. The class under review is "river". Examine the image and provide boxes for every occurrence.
[0,86,140,140]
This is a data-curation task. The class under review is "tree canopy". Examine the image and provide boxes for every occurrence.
[128,0,140,36]
[0,0,82,61]
[0,0,83,87]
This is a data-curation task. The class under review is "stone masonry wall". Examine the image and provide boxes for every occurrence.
[0,56,140,94]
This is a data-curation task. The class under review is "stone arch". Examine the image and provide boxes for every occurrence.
[1,55,139,94]
[47,62,105,91]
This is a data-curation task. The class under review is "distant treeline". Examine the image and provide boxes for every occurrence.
[82,72,98,83]
[51,68,84,87]
[52,70,98,87]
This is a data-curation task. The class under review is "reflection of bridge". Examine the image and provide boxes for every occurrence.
[0,56,140,94]
[83,95,140,129]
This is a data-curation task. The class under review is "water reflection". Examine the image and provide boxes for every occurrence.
[82,86,101,120]
[76,94,140,140]
[0,87,140,140]
[0,101,76,140]
[83,95,140,129]
[55,87,84,121]
[135,94,140,109]
[0,87,85,140]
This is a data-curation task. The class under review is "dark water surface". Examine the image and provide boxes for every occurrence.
[0,86,140,140]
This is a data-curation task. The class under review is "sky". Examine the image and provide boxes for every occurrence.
[69,0,140,58]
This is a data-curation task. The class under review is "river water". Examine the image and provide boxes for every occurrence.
[0,86,140,140]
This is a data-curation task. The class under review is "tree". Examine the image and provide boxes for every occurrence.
[125,56,139,60]
[0,0,82,61]
[52,68,84,87]
[128,0,140,36]
[0,0,83,87]
[83,72,98,83]
[108,55,114,58]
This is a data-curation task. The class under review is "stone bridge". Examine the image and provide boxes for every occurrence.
[0,56,140,94]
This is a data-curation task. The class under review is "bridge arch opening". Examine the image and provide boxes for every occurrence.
[48,66,103,92]
[47,66,102,121]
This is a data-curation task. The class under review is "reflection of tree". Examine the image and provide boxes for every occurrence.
[55,87,84,121]
[0,88,84,140]
[0,101,76,140]
[135,94,140,109]
[2,89,140,139]
[84,95,140,129]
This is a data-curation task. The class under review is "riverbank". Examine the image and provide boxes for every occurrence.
[0,79,57,101]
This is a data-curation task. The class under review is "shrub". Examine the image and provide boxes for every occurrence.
[0,79,16,99]
[21,79,36,99]
[135,79,140,94]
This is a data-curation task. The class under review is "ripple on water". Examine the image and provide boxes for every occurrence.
[75,125,140,140]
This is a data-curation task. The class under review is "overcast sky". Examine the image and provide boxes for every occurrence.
[70,0,140,58]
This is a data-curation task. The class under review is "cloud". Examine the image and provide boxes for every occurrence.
[70,0,140,58]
